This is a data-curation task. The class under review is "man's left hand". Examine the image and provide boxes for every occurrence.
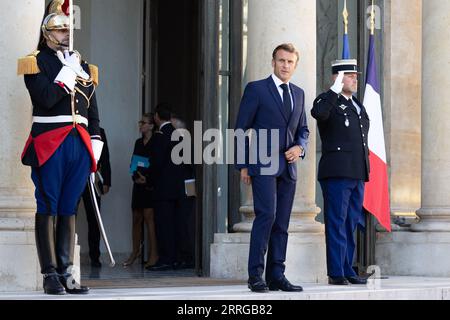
[285,146,303,164]
[103,185,110,195]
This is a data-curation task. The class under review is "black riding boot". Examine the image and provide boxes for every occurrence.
[55,215,90,294]
[35,214,66,295]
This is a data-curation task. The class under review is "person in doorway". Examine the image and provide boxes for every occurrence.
[79,127,111,268]
[235,43,309,292]
[170,113,196,270]
[123,113,159,269]
[147,104,190,271]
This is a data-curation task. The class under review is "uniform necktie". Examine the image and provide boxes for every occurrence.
[347,98,360,115]
[280,83,292,119]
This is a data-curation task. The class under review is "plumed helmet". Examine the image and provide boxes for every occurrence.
[41,0,70,44]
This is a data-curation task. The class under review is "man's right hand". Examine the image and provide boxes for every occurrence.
[330,71,345,94]
[240,168,251,186]
[103,185,110,195]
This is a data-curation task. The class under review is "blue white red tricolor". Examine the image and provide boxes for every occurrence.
[363,34,391,232]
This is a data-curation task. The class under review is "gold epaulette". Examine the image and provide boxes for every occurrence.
[88,64,99,86]
[17,51,40,75]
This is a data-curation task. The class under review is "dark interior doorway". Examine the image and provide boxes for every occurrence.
[147,0,200,133]
[145,0,202,275]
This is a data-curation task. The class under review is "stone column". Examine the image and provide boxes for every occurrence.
[211,0,326,283]
[382,0,421,231]
[410,0,450,232]
[245,0,323,233]
[377,1,450,276]
[0,0,45,291]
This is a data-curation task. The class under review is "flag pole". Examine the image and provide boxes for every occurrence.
[370,0,375,35]
[69,0,74,52]
[342,0,351,59]
[343,0,349,35]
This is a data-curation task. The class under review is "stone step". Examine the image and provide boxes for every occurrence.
[1,277,450,300]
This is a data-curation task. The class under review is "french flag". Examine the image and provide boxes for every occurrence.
[363,34,391,232]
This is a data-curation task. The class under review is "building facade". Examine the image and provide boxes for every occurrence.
[0,0,448,291]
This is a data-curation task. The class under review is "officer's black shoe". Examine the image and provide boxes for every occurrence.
[91,260,102,268]
[59,274,90,295]
[173,261,195,270]
[146,262,172,271]
[43,273,66,295]
[248,277,269,293]
[268,277,303,292]
[346,276,367,285]
[328,276,349,285]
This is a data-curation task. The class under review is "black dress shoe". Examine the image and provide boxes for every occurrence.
[268,277,303,292]
[90,260,102,268]
[173,261,195,270]
[146,262,172,271]
[248,277,269,293]
[346,276,367,285]
[328,276,349,285]
[59,274,90,294]
[43,274,66,295]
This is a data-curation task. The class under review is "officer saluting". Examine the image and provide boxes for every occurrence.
[17,0,103,295]
[311,59,369,286]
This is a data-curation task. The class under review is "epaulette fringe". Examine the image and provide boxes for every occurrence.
[88,64,99,86]
[17,51,40,75]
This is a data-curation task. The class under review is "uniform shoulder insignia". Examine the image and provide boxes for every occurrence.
[17,50,41,75]
[88,64,99,86]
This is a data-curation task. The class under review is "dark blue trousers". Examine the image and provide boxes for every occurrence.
[248,169,296,282]
[31,132,91,216]
[319,178,364,277]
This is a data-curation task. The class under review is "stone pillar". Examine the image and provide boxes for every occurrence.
[211,0,326,283]
[0,0,45,291]
[377,1,450,276]
[382,0,421,231]
[411,0,450,233]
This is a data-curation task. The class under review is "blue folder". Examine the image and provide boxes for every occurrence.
[129,155,150,174]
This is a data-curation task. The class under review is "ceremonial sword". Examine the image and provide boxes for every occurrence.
[68,0,115,267]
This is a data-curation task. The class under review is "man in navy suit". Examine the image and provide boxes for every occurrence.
[235,43,309,292]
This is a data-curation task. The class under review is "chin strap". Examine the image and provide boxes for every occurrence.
[46,34,69,51]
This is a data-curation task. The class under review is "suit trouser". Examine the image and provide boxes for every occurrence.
[176,197,195,264]
[248,169,296,281]
[319,178,364,277]
[82,185,101,262]
[154,198,191,265]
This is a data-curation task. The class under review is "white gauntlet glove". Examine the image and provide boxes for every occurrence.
[91,139,104,164]
[57,50,90,80]
[330,71,345,94]
[54,66,77,92]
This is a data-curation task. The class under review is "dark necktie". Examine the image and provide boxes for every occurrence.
[280,83,292,119]
[347,98,359,114]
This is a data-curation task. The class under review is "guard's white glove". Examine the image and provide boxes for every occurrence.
[54,66,77,92]
[91,139,104,164]
[330,71,345,94]
[57,50,90,80]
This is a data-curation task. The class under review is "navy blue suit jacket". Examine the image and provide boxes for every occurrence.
[235,76,309,180]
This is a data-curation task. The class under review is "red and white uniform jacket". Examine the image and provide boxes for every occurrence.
[20,45,100,172]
